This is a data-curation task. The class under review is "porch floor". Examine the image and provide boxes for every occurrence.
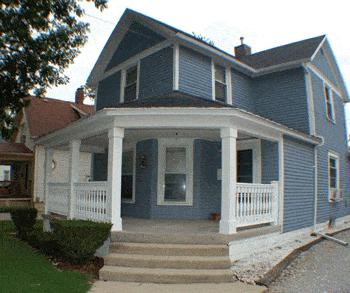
[112,218,281,245]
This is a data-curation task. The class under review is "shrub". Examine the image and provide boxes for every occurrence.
[50,219,112,263]
[10,207,38,238]
[27,227,59,255]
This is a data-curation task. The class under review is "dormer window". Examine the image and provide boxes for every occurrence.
[214,64,227,102]
[324,85,335,121]
[123,65,138,102]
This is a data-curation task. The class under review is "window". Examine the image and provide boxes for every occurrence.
[324,85,334,121]
[329,153,339,189]
[214,64,227,102]
[237,149,253,183]
[4,170,10,181]
[123,65,138,102]
[122,150,134,202]
[158,139,193,206]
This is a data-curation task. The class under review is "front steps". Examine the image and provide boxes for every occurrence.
[99,241,235,284]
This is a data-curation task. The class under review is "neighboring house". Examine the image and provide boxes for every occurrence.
[12,89,94,203]
[35,9,350,235]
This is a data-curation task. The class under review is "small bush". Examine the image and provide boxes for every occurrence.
[10,207,38,238]
[50,219,112,263]
[27,227,59,255]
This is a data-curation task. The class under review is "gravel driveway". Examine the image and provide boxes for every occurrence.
[267,229,350,293]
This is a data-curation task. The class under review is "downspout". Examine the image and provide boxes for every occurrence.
[313,136,324,231]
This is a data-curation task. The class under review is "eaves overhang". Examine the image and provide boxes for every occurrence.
[34,107,322,149]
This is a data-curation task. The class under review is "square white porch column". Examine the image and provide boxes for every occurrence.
[44,148,54,215]
[108,127,124,231]
[219,128,238,234]
[68,140,81,219]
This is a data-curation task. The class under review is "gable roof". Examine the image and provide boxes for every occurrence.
[23,96,94,138]
[88,9,349,102]
[239,35,326,69]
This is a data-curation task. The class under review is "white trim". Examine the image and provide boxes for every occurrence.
[303,65,316,136]
[323,83,336,123]
[279,138,284,227]
[310,37,327,61]
[328,151,340,189]
[173,43,179,90]
[101,39,174,83]
[120,62,140,103]
[157,138,194,206]
[306,63,341,97]
[211,60,215,100]
[313,146,318,227]
[226,68,232,105]
[237,139,261,183]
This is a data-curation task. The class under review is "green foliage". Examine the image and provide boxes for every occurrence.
[10,207,38,238]
[50,219,112,263]
[27,227,59,255]
[0,0,108,139]
[192,32,215,46]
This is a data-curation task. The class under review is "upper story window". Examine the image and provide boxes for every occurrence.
[214,64,227,102]
[324,84,335,122]
[123,65,138,102]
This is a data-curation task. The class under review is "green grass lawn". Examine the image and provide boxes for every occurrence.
[0,221,93,293]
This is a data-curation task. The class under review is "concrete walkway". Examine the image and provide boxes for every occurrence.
[88,281,268,293]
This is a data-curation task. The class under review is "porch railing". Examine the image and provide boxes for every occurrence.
[74,182,109,222]
[235,181,279,227]
[47,183,70,216]
[47,182,109,222]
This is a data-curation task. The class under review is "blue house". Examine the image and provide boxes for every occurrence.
[37,9,350,235]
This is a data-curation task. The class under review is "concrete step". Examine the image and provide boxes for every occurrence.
[99,266,235,284]
[104,253,232,269]
[109,242,229,256]
[111,231,231,245]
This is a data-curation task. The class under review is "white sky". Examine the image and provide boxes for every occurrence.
[45,0,350,125]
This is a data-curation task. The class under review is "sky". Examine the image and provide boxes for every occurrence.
[45,0,350,123]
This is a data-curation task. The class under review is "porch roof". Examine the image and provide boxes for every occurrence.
[34,98,322,149]
[0,142,35,161]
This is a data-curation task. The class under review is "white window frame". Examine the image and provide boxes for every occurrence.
[212,62,228,103]
[157,138,194,206]
[121,145,136,204]
[328,151,340,189]
[237,139,262,184]
[324,83,336,123]
[120,62,140,103]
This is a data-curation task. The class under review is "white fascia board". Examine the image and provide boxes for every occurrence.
[253,59,310,77]
[175,33,256,75]
[34,107,321,149]
[310,36,327,61]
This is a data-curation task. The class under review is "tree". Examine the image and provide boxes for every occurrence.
[0,0,108,140]
[192,32,215,47]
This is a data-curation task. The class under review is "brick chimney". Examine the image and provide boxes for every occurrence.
[75,87,84,104]
[235,37,251,59]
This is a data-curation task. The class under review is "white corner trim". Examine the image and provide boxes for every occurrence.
[211,60,215,100]
[157,138,194,206]
[226,67,232,105]
[279,138,285,227]
[304,66,316,136]
[173,44,179,90]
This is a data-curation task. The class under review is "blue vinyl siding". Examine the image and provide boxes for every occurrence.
[106,21,165,71]
[96,71,121,110]
[283,136,315,233]
[311,71,350,224]
[178,46,212,100]
[139,47,173,98]
[122,139,157,219]
[194,140,222,218]
[261,140,279,184]
[231,69,254,112]
[312,51,338,87]
[92,150,108,181]
[252,68,310,134]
